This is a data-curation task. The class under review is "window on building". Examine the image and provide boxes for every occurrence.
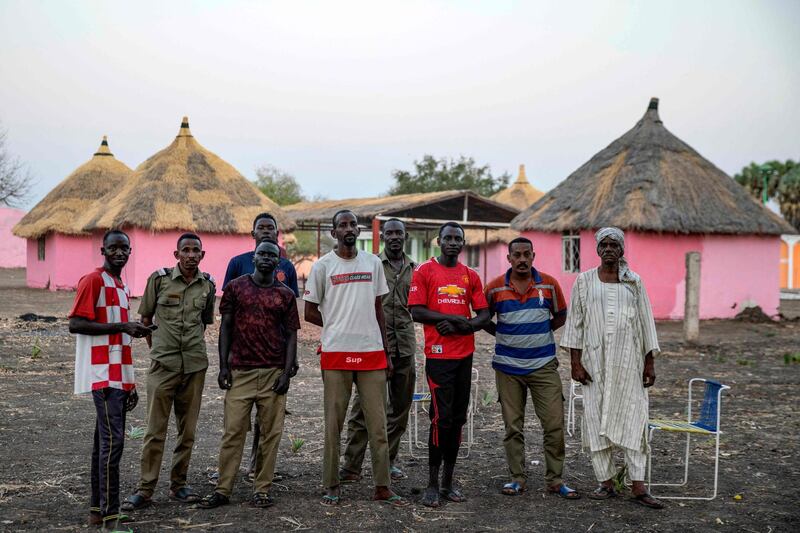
[562,231,580,273]
[465,246,480,269]
[37,236,46,261]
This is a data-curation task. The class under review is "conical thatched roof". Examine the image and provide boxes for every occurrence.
[491,164,545,210]
[81,117,293,234]
[13,136,134,239]
[512,98,794,235]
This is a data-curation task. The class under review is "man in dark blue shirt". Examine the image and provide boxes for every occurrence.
[216,212,298,483]
[223,213,298,296]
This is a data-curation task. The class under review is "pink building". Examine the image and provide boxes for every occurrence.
[0,207,27,268]
[497,98,793,319]
[13,119,291,295]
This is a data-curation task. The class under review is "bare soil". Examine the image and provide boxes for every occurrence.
[0,268,798,532]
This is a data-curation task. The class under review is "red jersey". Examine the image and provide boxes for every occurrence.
[408,257,488,359]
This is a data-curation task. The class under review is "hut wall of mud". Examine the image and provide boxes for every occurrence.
[519,230,780,319]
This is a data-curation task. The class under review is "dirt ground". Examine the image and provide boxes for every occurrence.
[0,268,798,532]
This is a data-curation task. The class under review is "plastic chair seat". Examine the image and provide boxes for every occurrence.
[649,419,715,435]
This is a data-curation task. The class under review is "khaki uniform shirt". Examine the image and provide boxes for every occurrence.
[380,250,416,359]
[137,264,216,374]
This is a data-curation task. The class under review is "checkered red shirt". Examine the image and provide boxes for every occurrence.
[69,268,135,394]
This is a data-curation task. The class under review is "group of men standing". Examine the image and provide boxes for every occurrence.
[69,210,663,532]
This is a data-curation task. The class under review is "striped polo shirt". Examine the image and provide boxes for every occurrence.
[485,268,567,376]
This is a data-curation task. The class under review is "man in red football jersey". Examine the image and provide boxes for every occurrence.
[409,221,490,508]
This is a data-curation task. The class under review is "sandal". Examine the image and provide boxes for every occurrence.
[198,492,230,509]
[439,487,466,503]
[390,466,407,481]
[588,485,618,500]
[170,487,201,504]
[376,494,410,508]
[548,483,580,499]
[320,494,340,506]
[421,486,440,508]
[501,481,526,496]
[338,470,361,484]
[251,492,274,508]
[633,492,664,509]
[121,493,152,512]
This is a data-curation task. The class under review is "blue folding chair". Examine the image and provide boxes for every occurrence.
[647,378,730,500]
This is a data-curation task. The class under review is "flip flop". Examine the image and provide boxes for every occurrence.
[633,492,665,509]
[548,483,580,499]
[390,466,408,481]
[198,492,230,509]
[439,488,467,503]
[251,492,274,508]
[320,494,340,506]
[376,494,410,508]
[501,481,525,496]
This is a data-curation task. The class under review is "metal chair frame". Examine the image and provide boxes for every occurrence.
[647,378,730,500]
[406,356,478,459]
[566,380,583,437]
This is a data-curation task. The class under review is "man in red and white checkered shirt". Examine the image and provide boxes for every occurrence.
[69,230,152,531]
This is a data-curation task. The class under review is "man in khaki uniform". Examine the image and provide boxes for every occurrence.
[340,218,417,482]
[123,232,216,510]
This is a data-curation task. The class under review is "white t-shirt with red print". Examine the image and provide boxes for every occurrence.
[304,250,389,371]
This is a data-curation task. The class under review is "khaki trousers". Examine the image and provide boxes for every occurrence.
[138,362,206,495]
[495,359,565,487]
[322,369,390,489]
[215,368,286,496]
[342,356,415,474]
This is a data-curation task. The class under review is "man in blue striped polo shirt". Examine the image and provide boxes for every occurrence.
[484,237,579,499]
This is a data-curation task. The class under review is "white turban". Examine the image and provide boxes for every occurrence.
[595,227,638,282]
[595,227,625,251]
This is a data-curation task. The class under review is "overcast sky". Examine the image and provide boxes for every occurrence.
[1,0,797,209]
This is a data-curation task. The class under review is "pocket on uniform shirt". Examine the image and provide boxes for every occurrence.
[157,295,181,318]
[193,296,207,310]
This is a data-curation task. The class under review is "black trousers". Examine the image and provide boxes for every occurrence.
[90,388,128,520]
[425,355,473,465]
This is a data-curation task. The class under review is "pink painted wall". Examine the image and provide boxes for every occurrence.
[25,229,262,296]
[0,207,27,268]
[124,229,256,296]
[508,230,783,320]
[25,233,103,290]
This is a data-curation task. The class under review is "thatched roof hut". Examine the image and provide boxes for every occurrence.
[491,164,544,211]
[13,136,134,239]
[81,117,293,234]
[285,190,519,228]
[512,98,794,235]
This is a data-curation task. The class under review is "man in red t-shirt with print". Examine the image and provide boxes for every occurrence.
[409,221,490,508]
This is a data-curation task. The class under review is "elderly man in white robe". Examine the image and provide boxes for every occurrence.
[560,227,664,509]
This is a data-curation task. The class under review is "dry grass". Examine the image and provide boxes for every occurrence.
[513,98,794,235]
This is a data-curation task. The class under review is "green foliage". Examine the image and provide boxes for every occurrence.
[30,339,42,359]
[777,165,800,231]
[784,353,800,365]
[286,230,319,258]
[254,164,305,206]
[127,425,145,439]
[481,390,495,407]
[289,435,305,453]
[736,359,752,366]
[611,464,628,493]
[389,155,510,197]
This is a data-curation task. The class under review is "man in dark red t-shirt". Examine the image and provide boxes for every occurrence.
[409,221,490,508]
[200,240,299,509]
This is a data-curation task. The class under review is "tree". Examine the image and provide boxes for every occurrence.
[734,160,795,204]
[388,155,509,197]
[0,124,33,207]
[254,164,305,206]
[777,165,800,231]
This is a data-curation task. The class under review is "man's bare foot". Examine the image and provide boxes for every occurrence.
[373,486,410,507]
[421,485,440,507]
[320,486,341,506]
